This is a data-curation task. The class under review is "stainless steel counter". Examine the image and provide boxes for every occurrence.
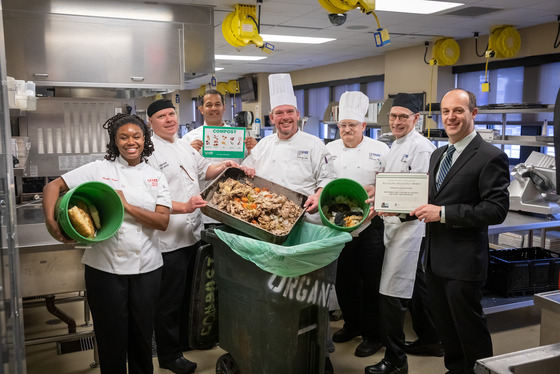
[16,205,85,298]
[483,212,560,314]
[489,211,560,235]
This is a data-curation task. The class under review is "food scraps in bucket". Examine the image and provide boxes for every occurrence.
[322,196,364,228]
[210,178,303,235]
[68,200,101,238]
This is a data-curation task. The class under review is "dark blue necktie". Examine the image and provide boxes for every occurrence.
[437,145,455,191]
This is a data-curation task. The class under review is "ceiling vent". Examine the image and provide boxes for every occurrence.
[443,6,503,17]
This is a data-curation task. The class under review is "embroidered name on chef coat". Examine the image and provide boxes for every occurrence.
[147,178,159,187]
[296,150,310,160]
[401,154,409,163]
[158,161,170,170]
[369,152,381,160]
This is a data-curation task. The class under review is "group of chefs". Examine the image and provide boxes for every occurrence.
[42,72,510,374]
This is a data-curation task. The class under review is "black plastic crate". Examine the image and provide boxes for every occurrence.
[486,247,560,297]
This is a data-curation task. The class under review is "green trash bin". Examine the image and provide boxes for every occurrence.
[202,224,350,374]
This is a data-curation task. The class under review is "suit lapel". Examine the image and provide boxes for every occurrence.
[430,147,445,197]
[435,134,482,195]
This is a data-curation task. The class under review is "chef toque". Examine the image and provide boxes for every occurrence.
[391,93,422,113]
[269,73,297,111]
[339,91,369,123]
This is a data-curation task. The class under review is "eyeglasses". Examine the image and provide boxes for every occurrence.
[337,122,361,129]
[388,113,415,121]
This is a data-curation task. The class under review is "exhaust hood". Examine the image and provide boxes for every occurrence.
[2,0,214,94]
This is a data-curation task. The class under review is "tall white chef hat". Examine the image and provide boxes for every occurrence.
[339,91,369,123]
[269,73,297,111]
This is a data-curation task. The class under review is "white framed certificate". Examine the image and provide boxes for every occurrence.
[374,173,429,213]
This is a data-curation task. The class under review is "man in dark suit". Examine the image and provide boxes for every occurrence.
[411,89,510,374]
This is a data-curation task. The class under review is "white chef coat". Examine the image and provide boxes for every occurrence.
[380,130,435,298]
[147,134,211,252]
[326,136,389,235]
[242,130,336,224]
[62,157,172,275]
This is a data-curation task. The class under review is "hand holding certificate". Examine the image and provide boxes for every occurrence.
[374,173,428,213]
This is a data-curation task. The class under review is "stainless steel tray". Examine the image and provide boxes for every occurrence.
[200,168,307,244]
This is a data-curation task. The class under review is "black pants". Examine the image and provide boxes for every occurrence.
[408,239,440,343]
[335,219,384,341]
[380,294,408,366]
[85,265,162,374]
[154,243,199,364]
[426,268,492,374]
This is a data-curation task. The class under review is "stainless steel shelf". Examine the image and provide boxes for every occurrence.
[482,294,534,314]
[482,212,560,314]
[427,135,554,147]
[421,106,554,116]
[488,212,560,235]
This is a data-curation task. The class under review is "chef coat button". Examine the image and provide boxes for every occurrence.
[136,251,140,255]
[116,251,122,257]
[136,228,141,232]
[121,184,125,188]
[121,166,124,169]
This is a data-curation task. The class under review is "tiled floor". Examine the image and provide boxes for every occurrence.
[23,297,543,374]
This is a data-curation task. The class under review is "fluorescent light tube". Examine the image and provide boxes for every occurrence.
[260,34,335,44]
[375,0,463,14]
[215,55,267,61]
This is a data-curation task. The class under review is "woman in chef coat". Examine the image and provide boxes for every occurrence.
[326,91,389,358]
[42,113,172,374]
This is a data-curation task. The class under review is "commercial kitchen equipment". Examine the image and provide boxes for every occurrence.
[509,151,560,215]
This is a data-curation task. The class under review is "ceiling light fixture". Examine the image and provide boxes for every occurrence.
[375,0,463,14]
[215,67,225,71]
[215,55,267,61]
[260,34,336,44]
[50,1,173,21]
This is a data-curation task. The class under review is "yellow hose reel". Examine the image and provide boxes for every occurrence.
[216,82,228,96]
[222,4,263,48]
[431,37,460,66]
[488,25,521,58]
[198,85,207,97]
[226,80,240,94]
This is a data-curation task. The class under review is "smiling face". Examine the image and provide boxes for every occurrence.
[441,89,477,143]
[149,107,178,142]
[388,106,418,139]
[270,105,300,140]
[115,123,144,166]
[199,93,226,126]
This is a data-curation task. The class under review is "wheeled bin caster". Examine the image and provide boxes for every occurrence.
[216,353,240,374]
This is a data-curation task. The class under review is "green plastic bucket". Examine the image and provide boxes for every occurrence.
[56,181,124,244]
[319,178,370,232]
